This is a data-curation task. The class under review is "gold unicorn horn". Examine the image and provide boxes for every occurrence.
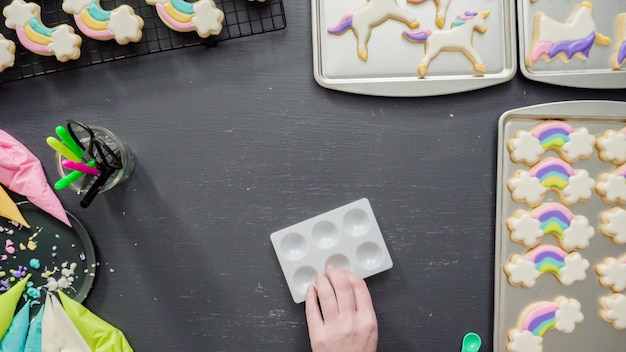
[480,11,490,18]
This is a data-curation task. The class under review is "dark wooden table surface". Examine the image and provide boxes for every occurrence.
[1,0,625,350]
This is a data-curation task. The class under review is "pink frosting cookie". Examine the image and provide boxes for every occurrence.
[507,297,583,352]
[507,158,595,207]
[506,203,594,250]
[3,0,82,62]
[504,244,589,288]
[507,120,595,166]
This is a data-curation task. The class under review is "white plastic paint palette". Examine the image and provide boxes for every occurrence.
[271,198,393,303]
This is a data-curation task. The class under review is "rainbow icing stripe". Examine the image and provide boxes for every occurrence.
[531,203,574,238]
[521,302,559,336]
[531,121,575,150]
[530,159,575,190]
[3,0,82,61]
[73,2,115,39]
[146,0,224,38]
[62,0,144,44]
[527,245,567,275]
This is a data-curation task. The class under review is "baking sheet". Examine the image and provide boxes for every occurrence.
[518,0,626,88]
[494,100,626,351]
[1,201,96,303]
[311,0,516,96]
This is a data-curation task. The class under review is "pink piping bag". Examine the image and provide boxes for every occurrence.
[0,129,71,227]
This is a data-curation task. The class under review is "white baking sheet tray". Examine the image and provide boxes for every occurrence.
[518,0,626,88]
[494,100,626,352]
[312,0,516,96]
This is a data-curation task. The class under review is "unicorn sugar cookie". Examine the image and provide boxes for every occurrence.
[611,13,626,69]
[406,0,451,29]
[507,157,595,207]
[62,0,144,45]
[506,203,594,250]
[0,34,16,72]
[327,0,420,61]
[3,0,82,62]
[507,297,583,352]
[525,1,612,67]
[504,244,589,288]
[402,11,489,77]
[507,120,595,166]
[146,0,224,38]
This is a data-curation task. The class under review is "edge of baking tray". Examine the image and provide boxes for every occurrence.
[517,1,626,89]
[492,99,626,351]
[311,0,517,97]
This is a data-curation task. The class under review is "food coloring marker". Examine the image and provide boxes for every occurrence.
[54,160,97,190]
[55,125,84,159]
[46,136,81,162]
[61,160,98,175]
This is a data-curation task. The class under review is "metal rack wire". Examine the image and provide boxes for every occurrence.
[0,0,286,82]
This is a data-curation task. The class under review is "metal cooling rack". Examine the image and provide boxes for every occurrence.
[0,0,286,82]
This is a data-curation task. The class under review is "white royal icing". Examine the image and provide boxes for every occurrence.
[537,3,596,43]
[48,25,81,61]
[597,129,626,164]
[509,212,543,247]
[3,0,37,29]
[562,217,594,251]
[601,293,626,330]
[597,257,626,292]
[61,0,91,15]
[509,131,544,165]
[0,36,15,71]
[191,0,224,38]
[602,207,626,244]
[108,5,143,43]
[505,256,540,287]
[562,170,594,204]
[562,127,595,161]
[554,298,584,333]
[559,252,589,286]
[597,173,626,204]
[507,330,543,352]
[508,171,546,206]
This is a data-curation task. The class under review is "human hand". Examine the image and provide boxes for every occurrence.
[305,266,378,352]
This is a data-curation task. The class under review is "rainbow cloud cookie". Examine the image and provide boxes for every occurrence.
[504,245,589,288]
[62,0,144,45]
[525,1,612,67]
[506,203,593,250]
[146,0,224,38]
[3,0,82,62]
[611,13,626,70]
[507,158,595,207]
[507,297,583,352]
[507,121,595,166]
[596,126,626,165]
[596,164,626,204]
[600,293,626,330]
[596,254,626,293]
[600,207,626,245]
[0,34,15,73]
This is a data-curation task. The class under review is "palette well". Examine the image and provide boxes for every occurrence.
[270,198,393,303]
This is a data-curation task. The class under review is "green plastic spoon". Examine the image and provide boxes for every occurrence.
[461,332,481,352]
